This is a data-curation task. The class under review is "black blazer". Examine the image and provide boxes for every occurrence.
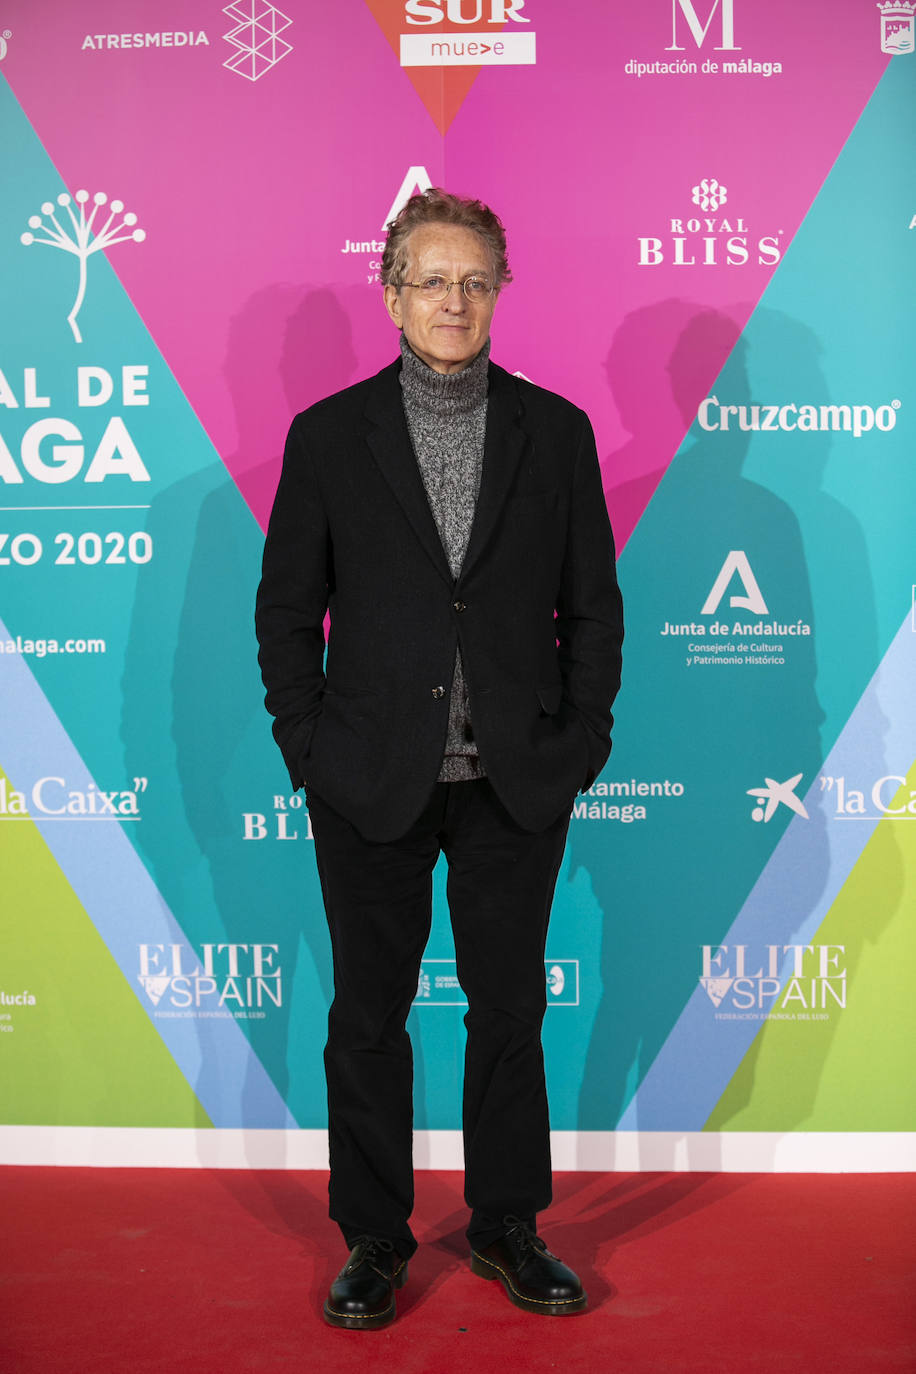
[256,356,623,841]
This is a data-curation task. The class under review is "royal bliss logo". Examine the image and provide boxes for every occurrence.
[242,790,313,841]
[638,180,783,269]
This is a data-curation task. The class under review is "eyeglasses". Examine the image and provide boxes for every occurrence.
[402,275,494,303]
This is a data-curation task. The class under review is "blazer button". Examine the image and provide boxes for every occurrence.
[431,685,445,699]
[453,600,466,613]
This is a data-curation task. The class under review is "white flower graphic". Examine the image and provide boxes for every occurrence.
[20,189,146,343]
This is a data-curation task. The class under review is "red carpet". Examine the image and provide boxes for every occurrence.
[1,1168,913,1373]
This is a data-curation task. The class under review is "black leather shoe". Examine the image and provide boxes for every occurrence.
[323,1236,407,1330]
[470,1216,587,1315]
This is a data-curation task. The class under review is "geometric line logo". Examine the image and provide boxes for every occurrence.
[223,0,292,81]
[20,189,146,343]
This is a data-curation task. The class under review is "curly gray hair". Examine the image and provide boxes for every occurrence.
[381,187,512,291]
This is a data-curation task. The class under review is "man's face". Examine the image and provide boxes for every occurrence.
[384,223,498,375]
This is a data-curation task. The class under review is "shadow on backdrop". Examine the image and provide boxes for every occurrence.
[120,285,367,1148]
[602,298,746,552]
[569,304,851,1155]
[705,306,893,1133]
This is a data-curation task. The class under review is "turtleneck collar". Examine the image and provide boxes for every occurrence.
[398,333,490,416]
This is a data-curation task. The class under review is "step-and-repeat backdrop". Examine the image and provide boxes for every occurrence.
[1,1,913,1167]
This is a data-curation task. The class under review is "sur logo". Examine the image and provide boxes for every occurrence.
[364,0,533,132]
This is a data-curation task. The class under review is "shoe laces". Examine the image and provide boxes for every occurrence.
[347,1235,395,1273]
[502,1215,552,1260]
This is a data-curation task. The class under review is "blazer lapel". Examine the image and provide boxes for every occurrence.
[460,363,528,580]
[364,362,453,586]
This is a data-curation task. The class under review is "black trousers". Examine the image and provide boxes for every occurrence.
[307,778,571,1259]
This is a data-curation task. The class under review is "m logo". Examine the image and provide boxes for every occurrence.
[665,0,740,51]
[382,166,433,231]
[701,551,768,616]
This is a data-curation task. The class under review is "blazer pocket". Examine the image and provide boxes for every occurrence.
[537,683,563,716]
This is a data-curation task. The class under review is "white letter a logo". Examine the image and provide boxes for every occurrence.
[382,166,433,232]
[701,550,768,615]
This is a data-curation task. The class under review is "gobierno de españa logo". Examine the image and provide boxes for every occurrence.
[20,190,145,343]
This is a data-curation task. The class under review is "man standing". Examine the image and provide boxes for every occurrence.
[256,189,623,1327]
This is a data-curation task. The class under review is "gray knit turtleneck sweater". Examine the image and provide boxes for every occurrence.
[399,333,489,782]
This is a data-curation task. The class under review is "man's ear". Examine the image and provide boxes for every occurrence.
[383,284,403,328]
